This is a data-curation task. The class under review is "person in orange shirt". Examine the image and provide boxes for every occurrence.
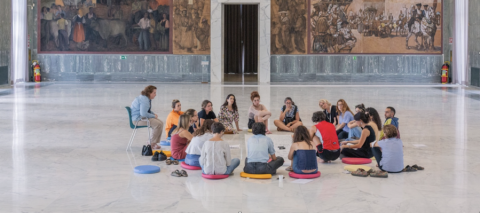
[165,99,183,138]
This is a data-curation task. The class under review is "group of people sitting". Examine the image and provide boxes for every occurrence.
[131,85,405,177]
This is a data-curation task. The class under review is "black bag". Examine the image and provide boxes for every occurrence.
[142,145,153,156]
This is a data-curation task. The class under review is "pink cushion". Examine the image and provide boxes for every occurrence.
[181,161,201,170]
[289,171,321,179]
[201,173,229,180]
[342,157,372,165]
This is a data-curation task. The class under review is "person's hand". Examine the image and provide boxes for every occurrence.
[286,123,292,127]
[340,141,348,145]
[285,104,292,111]
[155,114,158,119]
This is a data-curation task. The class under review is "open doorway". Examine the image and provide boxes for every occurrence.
[224,4,258,84]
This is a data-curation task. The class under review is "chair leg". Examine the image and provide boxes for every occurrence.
[147,119,152,145]
[126,127,138,151]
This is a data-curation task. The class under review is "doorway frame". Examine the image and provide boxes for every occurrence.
[210,0,271,84]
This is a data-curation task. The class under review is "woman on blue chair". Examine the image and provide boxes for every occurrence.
[185,119,214,167]
[288,126,318,174]
[130,85,163,149]
[274,97,303,132]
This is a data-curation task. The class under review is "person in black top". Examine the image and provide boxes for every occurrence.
[274,97,303,132]
[340,112,375,158]
[319,99,338,125]
[198,100,219,127]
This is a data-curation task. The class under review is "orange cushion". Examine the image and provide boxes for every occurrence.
[240,172,272,179]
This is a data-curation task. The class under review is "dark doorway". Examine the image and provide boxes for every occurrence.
[224,4,258,83]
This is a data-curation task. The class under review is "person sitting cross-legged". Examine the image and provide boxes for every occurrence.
[371,124,404,173]
[185,119,214,167]
[288,126,318,174]
[274,97,303,132]
[309,111,341,163]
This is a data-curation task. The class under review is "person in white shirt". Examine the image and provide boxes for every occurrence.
[185,120,214,167]
[137,13,150,51]
[199,122,240,175]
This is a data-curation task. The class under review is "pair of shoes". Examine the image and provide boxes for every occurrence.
[369,170,388,178]
[171,169,188,177]
[152,151,168,161]
[285,166,293,172]
[166,159,179,165]
[351,169,388,178]
[402,164,424,172]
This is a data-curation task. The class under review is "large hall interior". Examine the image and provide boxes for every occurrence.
[1,0,479,212]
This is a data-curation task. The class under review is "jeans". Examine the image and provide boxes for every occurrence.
[316,145,340,162]
[200,158,240,175]
[138,29,150,51]
[185,154,201,167]
[243,157,285,175]
[371,147,383,171]
[346,127,362,141]
[337,130,349,139]
[292,154,318,174]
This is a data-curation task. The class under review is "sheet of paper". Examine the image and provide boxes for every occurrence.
[229,145,240,149]
[291,179,313,184]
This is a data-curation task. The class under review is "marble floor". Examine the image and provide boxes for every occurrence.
[1,83,480,213]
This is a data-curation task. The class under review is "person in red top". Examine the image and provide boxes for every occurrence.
[171,114,193,160]
[309,111,340,163]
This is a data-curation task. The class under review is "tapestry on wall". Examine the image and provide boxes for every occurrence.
[38,0,172,53]
[308,0,442,54]
[271,0,308,55]
[172,0,210,54]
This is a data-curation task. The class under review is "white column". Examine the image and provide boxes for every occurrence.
[11,0,28,83]
[453,0,468,85]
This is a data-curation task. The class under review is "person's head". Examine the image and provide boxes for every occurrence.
[177,114,191,130]
[383,124,398,139]
[41,7,46,13]
[250,91,260,106]
[89,7,93,13]
[61,13,65,18]
[311,111,326,123]
[319,99,331,110]
[423,5,428,9]
[163,13,167,18]
[51,4,57,9]
[416,3,421,9]
[184,109,197,122]
[252,122,266,135]
[211,122,225,135]
[201,100,213,112]
[385,106,396,119]
[365,107,382,131]
[336,99,352,114]
[193,119,214,136]
[293,126,313,147]
[144,13,149,18]
[284,97,295,107]
[355,103,365,113]
[172,99,181,111]
[222,94,238,112]
[354,112,369,127]
[141,85,157,99]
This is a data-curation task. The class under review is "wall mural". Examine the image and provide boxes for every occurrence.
[271,0,307,55]
[172,0,210,54]
[38,0,172,53]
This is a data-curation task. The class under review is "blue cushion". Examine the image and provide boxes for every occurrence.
[170,157,185,162]
[160,141,171,146]
[134,165,160,174]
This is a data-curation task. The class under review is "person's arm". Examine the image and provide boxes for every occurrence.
[342,128,370,149]
[270,154,277,161]
[371,140,380,148]
[291,111,301,124]
[268,139,277,161]
[309,125,317,139]
[139,97,155,119]
[279,107,286,121]
[287,143,296,161]
[181,130,194,142]
[234,110,241,131]
[347,120,357,129]
[336,122,346,131]
[165,114,173,136]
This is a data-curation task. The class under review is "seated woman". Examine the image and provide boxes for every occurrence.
[130,85,164,149]
[218,94,242,134]
[319,99,338,125]
[198,100,219,127]
[168,109,198,137]
[336,99,354,139]
[244,122,285,175]
[371,125,404,173]
[309,111,340,163]
[248,91,272,134]
[345,104,366,140]
[340,112,375,158]
[365,107,382,142]
[274,97,303,132]
[185,120,214,167]
[171,114,194,160]
[288,126,318,174]
[199,122,240,175]
[165,99,183,139]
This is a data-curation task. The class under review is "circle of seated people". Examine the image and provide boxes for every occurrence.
[201,173,230,180]
[341,157,372,165]
[134,165,161,174]
[181,161,201,170]
[289,171,321,179]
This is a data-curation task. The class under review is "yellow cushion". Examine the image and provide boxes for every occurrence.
[152,150,171,157]
[240,172,272,179]
[344,165,372,172]
[371,156,376,160]
[248,129,252,133]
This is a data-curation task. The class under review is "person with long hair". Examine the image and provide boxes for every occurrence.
[340,112,375,158]
[248,91,272,134]
[274,97,303,132]
[171,114,194,160]
[345,103,366,140]
[218,94,241,134]
[336,99,354,139]
[168,108,198,137]
[165,99,183,138]
[130,85,164,149]
[365,107,382,141]
[198,100,219,127]
[288,126,318,174]
[309,111,340,163]
[185,119,214,167]
[319,99,338,125]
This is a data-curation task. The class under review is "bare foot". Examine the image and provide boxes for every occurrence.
[152,144,161,149]
[266,130,272,134]
[319,159,325,163]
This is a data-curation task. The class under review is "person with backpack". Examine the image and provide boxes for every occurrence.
[274,97,303,132]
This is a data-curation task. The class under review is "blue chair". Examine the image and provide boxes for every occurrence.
[125,106,151,151]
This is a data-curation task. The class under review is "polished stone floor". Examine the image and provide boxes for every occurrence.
[1,83,479,213]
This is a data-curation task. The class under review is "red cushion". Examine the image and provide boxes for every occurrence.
[289,171,321,179]
[342,157,372,165]
[181,161,201,170]
[201,173,229,179]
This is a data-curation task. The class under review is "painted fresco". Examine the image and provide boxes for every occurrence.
[38,0,172,53]
[308,0,442,54]
[172,0,210,54]
[271,0,308,55]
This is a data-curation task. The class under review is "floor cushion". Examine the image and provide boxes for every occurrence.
[342,157,372,165]
[201,173,229,179]
[181,161,201,170]
[134,165,160,174]
[160,141,171,146]
[344,165,372,172]
[288,171,321,179]
[152,150,171,157]
[240,172,272,179]
[170,157,185,162]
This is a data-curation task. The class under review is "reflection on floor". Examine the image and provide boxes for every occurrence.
[1,83,479,212]
[224,73,258,83]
